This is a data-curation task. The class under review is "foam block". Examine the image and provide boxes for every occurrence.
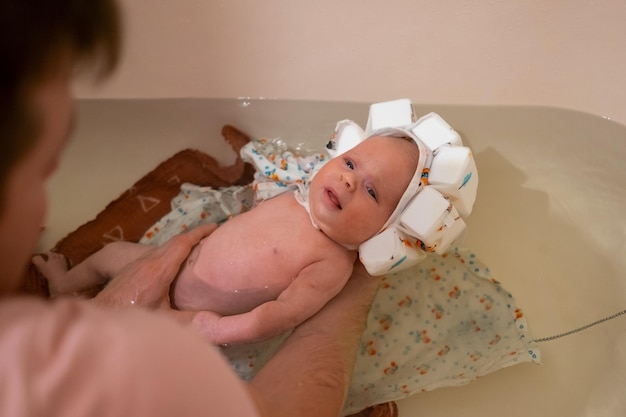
[359,227,427,276]
[327,120,366,157]
[411,112,463,151]
[428,145,478,217]
[399,187,467,254]
[366,98,414,132]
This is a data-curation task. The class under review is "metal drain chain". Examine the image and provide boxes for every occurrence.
[531,308,626,343]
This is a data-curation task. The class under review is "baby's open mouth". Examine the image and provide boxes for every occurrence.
[327,189,342,209]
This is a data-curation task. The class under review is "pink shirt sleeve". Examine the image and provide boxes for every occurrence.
[0,297,260,417]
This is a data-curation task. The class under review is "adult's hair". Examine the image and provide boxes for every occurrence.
[0,0,122,204]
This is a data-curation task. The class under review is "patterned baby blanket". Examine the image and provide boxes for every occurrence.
[141,137,541,415]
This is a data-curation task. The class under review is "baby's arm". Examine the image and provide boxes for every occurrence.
[192,257,354,345]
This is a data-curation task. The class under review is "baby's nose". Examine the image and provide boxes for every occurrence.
[342,172,356,191]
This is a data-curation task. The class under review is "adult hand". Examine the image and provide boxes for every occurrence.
[92,223,217,310]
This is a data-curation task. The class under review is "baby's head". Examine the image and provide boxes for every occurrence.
[308,135,419,247]
[311,100,478,275]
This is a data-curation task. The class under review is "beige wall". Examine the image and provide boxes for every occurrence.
[75,0,626,126]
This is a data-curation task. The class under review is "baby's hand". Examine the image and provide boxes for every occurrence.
[166,308,224,343]
[191,310,224,343]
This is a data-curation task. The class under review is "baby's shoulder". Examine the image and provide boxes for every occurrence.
[315,242,356,272]
[247,192,300,218]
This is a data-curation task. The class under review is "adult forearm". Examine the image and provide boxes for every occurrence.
[249,263,379,417]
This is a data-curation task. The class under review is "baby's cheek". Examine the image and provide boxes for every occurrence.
[351,214,383,242]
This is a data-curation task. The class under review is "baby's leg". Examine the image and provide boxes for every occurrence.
[33,242,153,297]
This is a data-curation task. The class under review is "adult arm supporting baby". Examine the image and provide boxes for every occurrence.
[249,261,380,417]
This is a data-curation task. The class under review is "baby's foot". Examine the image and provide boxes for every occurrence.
[32,252,70,297]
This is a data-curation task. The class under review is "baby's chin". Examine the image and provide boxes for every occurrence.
[310,206,379,248]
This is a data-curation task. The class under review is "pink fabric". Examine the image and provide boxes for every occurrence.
[0,297,260,417]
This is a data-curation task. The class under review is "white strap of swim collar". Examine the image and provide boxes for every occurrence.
[293,183,318,229]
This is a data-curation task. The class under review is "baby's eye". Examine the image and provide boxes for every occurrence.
[344,159,355,169]
[367,186,378,201]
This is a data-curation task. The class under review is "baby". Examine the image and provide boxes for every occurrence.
[34,134,420,345]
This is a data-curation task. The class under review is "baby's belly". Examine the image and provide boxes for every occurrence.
[171,235,301,315]
[173,277,283,315]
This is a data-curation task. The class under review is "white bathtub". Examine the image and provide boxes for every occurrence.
[40,99,626,417]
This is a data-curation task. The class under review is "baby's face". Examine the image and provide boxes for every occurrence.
[309,136,418,247]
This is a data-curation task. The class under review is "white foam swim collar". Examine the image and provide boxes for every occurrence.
[325,99,479,276]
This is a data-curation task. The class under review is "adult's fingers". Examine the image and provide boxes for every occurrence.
[135,223,218,282]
